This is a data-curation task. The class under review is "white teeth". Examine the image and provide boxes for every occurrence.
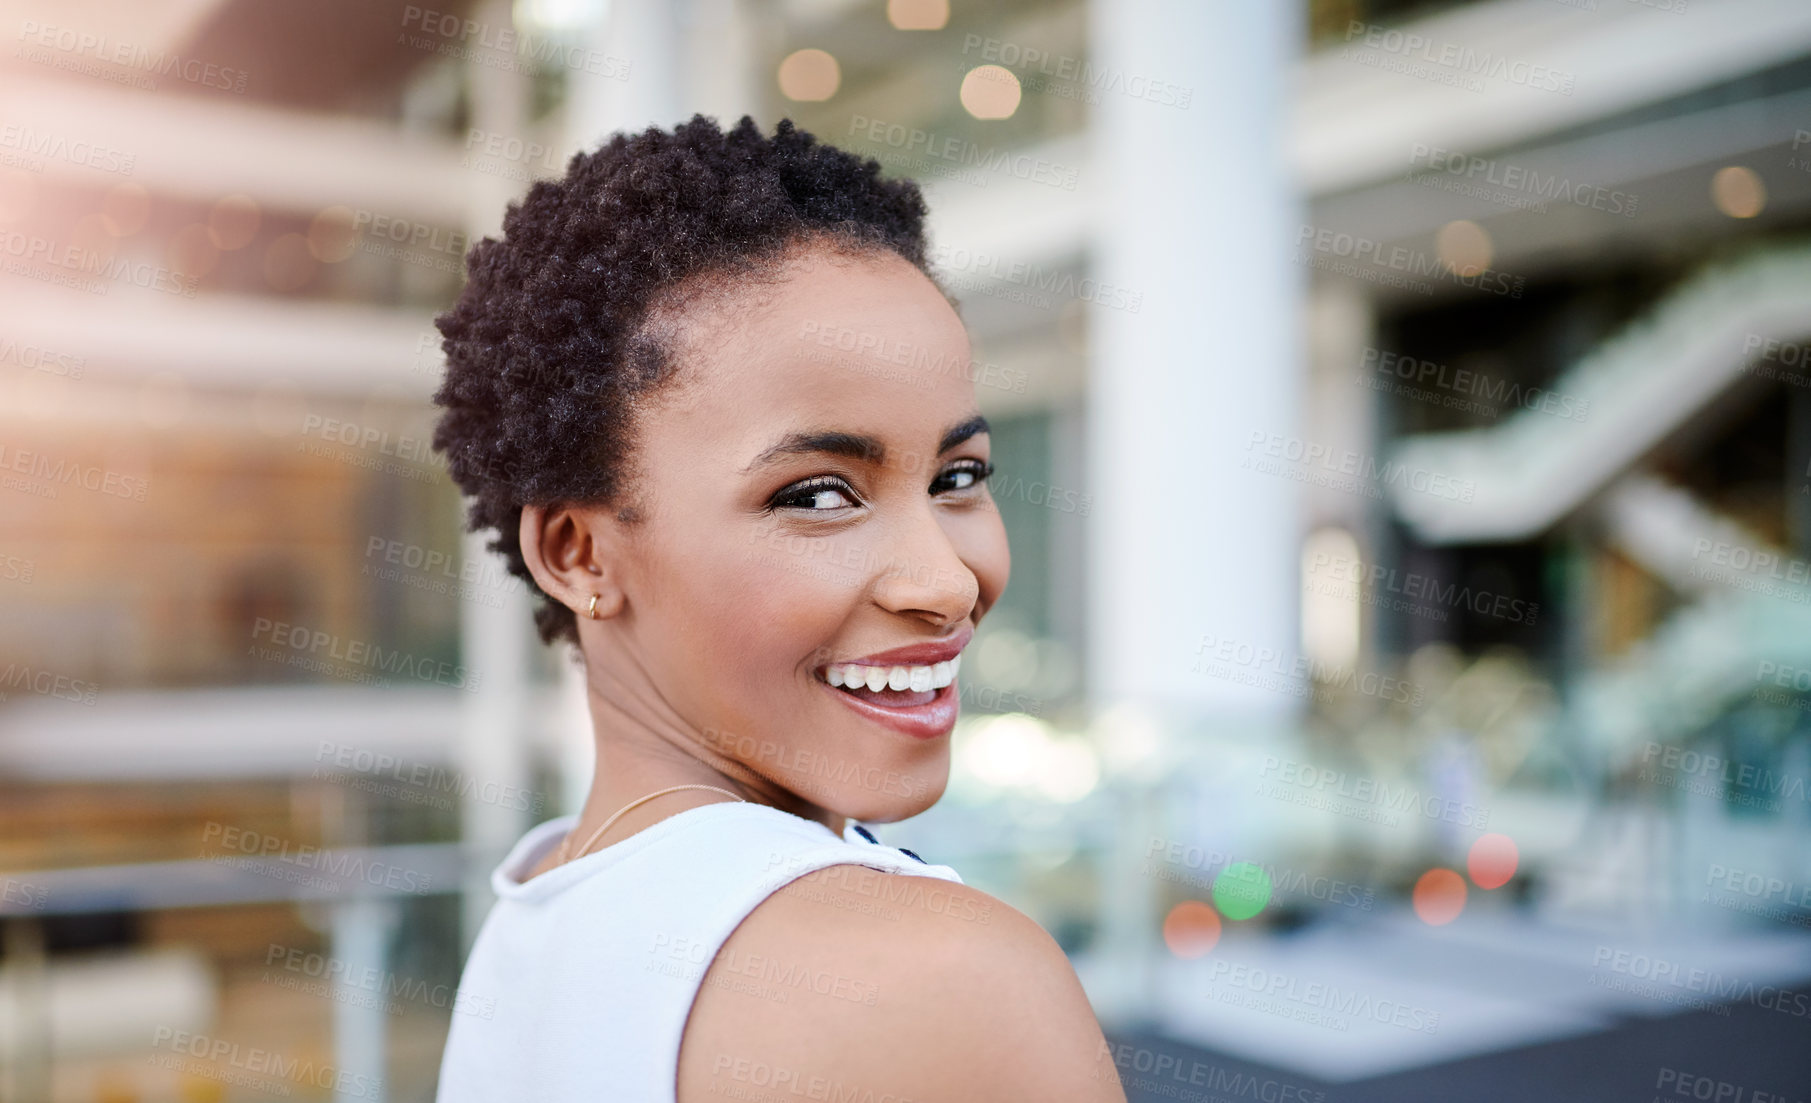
[820,657,963,693]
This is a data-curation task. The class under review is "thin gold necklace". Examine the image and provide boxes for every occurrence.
[554,784,746,866]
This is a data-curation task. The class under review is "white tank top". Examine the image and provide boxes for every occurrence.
[435,801,964,1102]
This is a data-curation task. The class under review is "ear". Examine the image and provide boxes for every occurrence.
[519,503,626,620]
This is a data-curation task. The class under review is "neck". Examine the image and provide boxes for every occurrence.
[574,656,844,839]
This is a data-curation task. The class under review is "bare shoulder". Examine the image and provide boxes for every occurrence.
[677,863,1127,1103]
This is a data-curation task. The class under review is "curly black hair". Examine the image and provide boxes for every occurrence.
[432,114,944,646]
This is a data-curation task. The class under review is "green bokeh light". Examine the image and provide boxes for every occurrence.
[1212,862,1273,921]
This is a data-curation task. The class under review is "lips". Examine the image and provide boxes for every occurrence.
[833,624,974,669]
[813,625,972,739]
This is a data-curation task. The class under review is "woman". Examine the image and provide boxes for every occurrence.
[432,115,1125,1102]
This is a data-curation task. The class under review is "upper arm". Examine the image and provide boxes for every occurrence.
[677,863,1127,1103]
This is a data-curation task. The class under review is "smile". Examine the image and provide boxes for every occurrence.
[822,657,960,694]
[811,629,971,739]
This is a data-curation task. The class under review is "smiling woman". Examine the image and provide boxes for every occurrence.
[429,116,1125,1102]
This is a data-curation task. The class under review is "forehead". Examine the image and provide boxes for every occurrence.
[646,249,979,462]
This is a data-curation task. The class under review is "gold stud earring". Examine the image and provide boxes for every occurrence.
[586,594,600,619]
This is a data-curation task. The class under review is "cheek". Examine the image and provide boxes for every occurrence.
[665,528,858,687]
[961,510,1012,608]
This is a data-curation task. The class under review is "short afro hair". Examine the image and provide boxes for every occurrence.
[432,114,942,646]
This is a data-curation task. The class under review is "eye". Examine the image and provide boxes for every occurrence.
[770,475,861,512]
[931,459,994,495]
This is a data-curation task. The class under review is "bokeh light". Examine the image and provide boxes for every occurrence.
[1436,219,1493,277]
[263,232,317,292]
[1413,868,1468,926]
[1711,165,1766,218]
[960,65,1021,119]
[307,206,361,263]
[1212,862,1274,921]
[101,182,152,236]
[1163,901,1222,959]
[777,49,840,102]
[1467,834,1519,890]
[887,0,948,30]
[208,194,262,251]
[168,223,221,281]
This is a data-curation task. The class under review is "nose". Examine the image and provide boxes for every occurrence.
[868,506,979,627]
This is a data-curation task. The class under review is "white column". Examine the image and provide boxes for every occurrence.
[1085,0,1306,1019]
[565,0,682,149]
[457,0,539,951]
[1087,0,1305,724]
[332,896,398,1103]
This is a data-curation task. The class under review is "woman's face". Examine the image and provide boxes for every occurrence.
[601,246,1009,822]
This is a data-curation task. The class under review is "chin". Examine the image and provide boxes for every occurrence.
[833,767,949,825]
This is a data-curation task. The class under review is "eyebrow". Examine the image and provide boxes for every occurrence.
[742,414,991,473]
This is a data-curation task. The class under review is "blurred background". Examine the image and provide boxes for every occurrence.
[3,0,1810,1099]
